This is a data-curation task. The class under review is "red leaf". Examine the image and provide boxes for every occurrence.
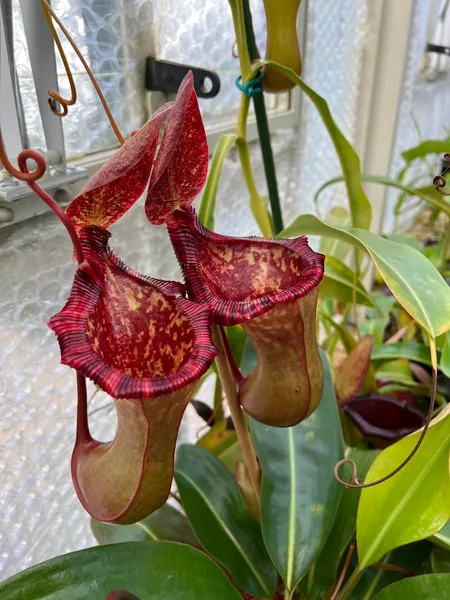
[145,72,209,225]
[66,103,172,230]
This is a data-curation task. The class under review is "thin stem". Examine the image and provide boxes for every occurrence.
[236,85,273,237]
[213,376,224,422]
[211,324,261,499]
[337,569,363,600]
[228,0,253,79]
[330,539,355,600]
[242,0,284,234]
[40,0,125,145]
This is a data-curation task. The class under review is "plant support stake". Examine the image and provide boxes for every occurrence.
[242,0,284,234]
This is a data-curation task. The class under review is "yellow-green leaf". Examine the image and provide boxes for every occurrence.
[280,214,450,338]
[356,405,450,570]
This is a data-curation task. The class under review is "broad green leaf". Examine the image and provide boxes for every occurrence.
[306,448,378,600]
[384,234,423,252]
[401,138,450,163]
[174,445,276,598]
[371,343,434,367]
[357,405,450,570]
[440,332,450,378]
[360,317,389,345]
[431,521,450,550]
[91,504,199,548]
[0,542,242,600]
[198,134,237,230]
[374,359,414,385]
[432,547,450,573]
[254,60,372,230]
[280,214,450,338]
[314,174,450,218]
[351,542,432,600]
[321,256,374,307]
[373,574,450,599]
[319,206,351,262]
[250,350,343,594]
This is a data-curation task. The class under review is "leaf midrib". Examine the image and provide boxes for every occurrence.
[360,428,450,569]
[175,470,270,596]
[286,428,297,590]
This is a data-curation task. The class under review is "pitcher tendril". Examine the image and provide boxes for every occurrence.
[40,0,125,145]
[334,340,438,489]
[433,152,450,196]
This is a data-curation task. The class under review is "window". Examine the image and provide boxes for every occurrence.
[1,0,297,229]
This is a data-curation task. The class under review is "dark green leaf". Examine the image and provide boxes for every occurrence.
[371,343,433,367]
[431,547,450,573]
[440,332,450,378]
[319,206,351,262]
[306,449,378,599]
[91,504,199,548]
[280,214,450,338]
[0,542,242,600]
[250,349,343,595]
[373,574,450,599]
[254,60,372,230]
[174,445,276,598]
[351,542,432,599]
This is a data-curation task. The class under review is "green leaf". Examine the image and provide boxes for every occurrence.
[401,138,450,163]
[306,448,378,600]
[174,445,276,598]
[91,503,200,548]
[321,256,374,307]
[250,349,343,594]
[319,206,351,262]
[314,174,450,218]
[196,419,242,472]
[432,547,450,573]
[225,324,247,368]
[440,332,450,378]
[254,59,372,230]
[431,521,450,550]
[198,134,237,230]
[0,542,242,600]
[371,343,434,367]
[373,574,450,599]
[351,542,432,599]
[356,405,450,570]
[280,214,450,338]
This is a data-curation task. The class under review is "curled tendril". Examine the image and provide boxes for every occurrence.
[40,0,125,145]
[433,153,450,196]
[334,366,437,489]
[0,128,85,263]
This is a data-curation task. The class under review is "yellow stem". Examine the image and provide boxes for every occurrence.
[211,325,261,500]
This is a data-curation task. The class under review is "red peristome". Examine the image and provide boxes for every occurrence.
[48,226,217,399]
[66,103,173,231]
[167,208,325,325]
[145,72,209,225]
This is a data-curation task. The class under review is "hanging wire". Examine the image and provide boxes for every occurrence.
[39,0,125,145]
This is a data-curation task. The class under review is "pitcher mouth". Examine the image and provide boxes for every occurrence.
[168,208,325,325]
[48,225,217,399]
